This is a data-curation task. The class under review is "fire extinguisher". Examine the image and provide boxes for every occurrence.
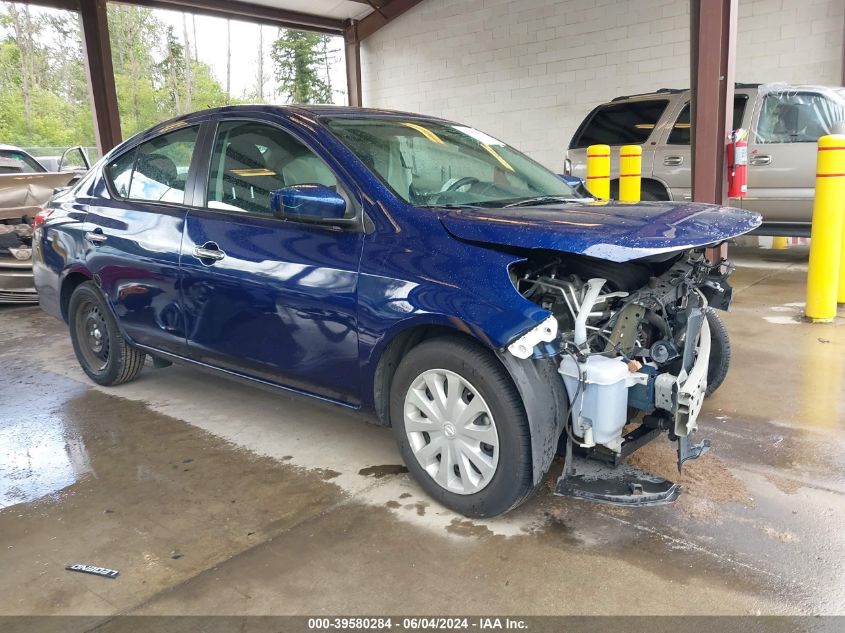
[727,128,748,198]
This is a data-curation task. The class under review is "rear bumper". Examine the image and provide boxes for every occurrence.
[749,222,811,237]
[0,258,37,304]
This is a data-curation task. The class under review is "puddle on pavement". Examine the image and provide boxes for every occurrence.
[0,373,345,614]
[358,464,408,478]
[1,385,93,509]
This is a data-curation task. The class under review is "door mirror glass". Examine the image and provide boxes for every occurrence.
[271,184,347,222]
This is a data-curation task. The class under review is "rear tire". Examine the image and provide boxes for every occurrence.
[705,307,731,396]
[640,182,669,201]
[390,336,536,518]
[68,281,146,386]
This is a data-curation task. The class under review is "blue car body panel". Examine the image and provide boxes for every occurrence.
[438,201,762,263]
[33,104,761,421]
[181,207,364,403]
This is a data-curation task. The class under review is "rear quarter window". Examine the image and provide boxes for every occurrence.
[570,99,669,148]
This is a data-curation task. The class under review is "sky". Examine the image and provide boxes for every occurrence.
[156,8,348,105]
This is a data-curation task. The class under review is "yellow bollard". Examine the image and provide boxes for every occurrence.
[805,135,845,322]
[585,144,610,199]
[772,236,789,249]
[618,145,642,202]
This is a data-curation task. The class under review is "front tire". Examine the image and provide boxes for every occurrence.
[68,281,146,386]
[705,307,731,396]
[390,336,535,518]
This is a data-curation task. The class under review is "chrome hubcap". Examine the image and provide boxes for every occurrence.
[403,369,499,495]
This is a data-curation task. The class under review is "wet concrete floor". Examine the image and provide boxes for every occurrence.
[1,246,843,618]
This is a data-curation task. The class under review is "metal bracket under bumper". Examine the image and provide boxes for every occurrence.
[554,456,680,507]
[654,315,711,438]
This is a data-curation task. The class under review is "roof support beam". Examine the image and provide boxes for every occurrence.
[357,0,423,40]
[118,0,345,34]
[79,0,121,154]
[689,0,737,207]
[841,6,845,85]
[344,20,362,107]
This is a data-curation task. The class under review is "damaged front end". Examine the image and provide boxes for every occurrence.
[0,220,36,304]
[509,247,733,505]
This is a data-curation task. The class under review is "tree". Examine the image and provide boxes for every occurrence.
[0,3,233,150]
[182,13,193,111]
[270,29,332,104]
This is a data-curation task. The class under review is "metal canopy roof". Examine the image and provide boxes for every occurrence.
[231,0,375,21]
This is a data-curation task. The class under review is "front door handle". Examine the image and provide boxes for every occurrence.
[750,155,772,166]
[192,242,226,263]
[664,155,684,166]
[84,229,107,245]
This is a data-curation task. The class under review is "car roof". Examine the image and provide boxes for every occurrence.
[158,103,444,125]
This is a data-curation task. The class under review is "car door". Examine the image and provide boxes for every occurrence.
[652,91,753,203]
[82,122,203,355]
[745,90,845,224]
[180,117,364,405]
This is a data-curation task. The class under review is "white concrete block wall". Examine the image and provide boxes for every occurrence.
[360,0,845,170]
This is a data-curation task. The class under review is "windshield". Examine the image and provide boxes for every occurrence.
[323,117,577,208]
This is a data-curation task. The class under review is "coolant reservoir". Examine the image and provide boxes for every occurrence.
[559,355,631,452]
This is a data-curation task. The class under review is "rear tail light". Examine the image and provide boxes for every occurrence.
[32,208,55,230]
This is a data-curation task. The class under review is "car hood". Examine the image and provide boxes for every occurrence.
[438,200,761,262]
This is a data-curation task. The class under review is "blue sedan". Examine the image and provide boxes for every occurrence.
[32,105,760,517]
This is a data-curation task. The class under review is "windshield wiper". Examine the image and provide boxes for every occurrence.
[502,195,582,208]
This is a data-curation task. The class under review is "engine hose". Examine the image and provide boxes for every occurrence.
[645,309,672,340]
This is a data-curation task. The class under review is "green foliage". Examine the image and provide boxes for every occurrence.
[270,30,332,104]
[0,3,234,150]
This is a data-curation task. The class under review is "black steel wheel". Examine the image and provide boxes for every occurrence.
[68,281,146,386]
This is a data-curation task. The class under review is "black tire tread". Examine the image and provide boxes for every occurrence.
[69,281,146,386]
[705,307,731,396]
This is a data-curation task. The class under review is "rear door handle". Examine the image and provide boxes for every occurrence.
[663,155,684,166]
[750,155,772,166]
[192,243,226,263]
[84,229,107,245]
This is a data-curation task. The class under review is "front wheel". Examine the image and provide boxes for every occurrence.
[68,281,146,386]
[705,307,731,396]
[390,337,536,518]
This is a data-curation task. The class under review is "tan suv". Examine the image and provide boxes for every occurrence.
[564,83,845,235]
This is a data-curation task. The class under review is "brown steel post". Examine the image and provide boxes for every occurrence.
[79,0,121,155]
[344,20,362,107]
[841,6,845,86]
[690,0,737,263]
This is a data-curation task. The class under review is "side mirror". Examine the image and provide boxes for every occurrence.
[270,184,348,223]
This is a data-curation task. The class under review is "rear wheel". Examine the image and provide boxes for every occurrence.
[68,281,146,386]
[640,182,669,201]
[390,337,535,518]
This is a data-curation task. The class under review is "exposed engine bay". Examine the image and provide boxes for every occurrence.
[508,248,734,485]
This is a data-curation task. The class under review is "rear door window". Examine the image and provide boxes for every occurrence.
[754,92,845,144]
[667,94,750,144]
[570,99,668,148]
[129,126,199,203]
[104,126,200,204]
